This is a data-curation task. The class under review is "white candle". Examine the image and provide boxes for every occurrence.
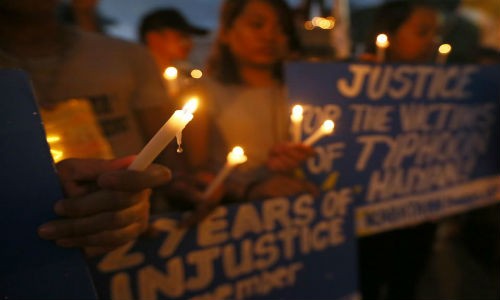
[436,43,452,64]
[303,120,335,146]
[290,104,304,143]
[128,98,198,171]
[202,146,248,199]
[376,33,389,63]
[164,66,179,97]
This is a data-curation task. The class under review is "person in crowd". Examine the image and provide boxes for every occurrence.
[0,0,174,252]
[0,0,172,158]
[360,0,441,63]
[162,0,315,217]
[139,8,209,73]
[356,1,442,300]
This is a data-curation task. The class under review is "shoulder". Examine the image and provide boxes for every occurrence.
[75,29,151,58]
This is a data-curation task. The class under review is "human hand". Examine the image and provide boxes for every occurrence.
[245,174,318,201]
[266,142,315,172]
[164,171,225,228]
[37,156,171,255]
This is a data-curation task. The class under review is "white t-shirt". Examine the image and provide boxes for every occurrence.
[196,78,290,194]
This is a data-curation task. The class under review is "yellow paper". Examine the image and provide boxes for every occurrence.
[40,98,114,162]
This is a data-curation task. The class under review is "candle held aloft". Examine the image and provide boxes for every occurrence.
[164,66,179,97]
[303,120,335,146]
[290,104,303,143]
[436,43,452,64]
[376,33,389,63]
[128,98,198,171]
[203,146,248,199]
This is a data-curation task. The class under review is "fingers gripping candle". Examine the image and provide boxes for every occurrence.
[128,98,198,171]
[202,146,248,200]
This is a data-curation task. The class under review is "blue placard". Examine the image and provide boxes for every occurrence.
[88,192,359,300]
[285,62,500,236]
[0,70,97,299]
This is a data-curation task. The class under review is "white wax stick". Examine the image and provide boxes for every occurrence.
[167,79,179,97]
[303,128,326,146]
[290,105,304,143]
[376,47,385,63]
[436,53,447,64]
[292,121,302,143]
[129,110,191,171]
[202,163,234,200]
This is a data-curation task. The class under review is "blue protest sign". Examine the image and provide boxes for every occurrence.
[88,192,359,300]
[0,70,97,299]
[285,62,500,236]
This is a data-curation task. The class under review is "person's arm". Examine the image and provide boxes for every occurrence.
[37,156,171,254]
[266,142,316,172]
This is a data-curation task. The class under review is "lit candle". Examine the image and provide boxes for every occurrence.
[190,69,203,79]
[202,146,248,199]
[436,43,452,64]
[128,98,198,171]
[303,120,335,146]
[376,33,389,63]
[163,66,179,97]
[290,104,304,143]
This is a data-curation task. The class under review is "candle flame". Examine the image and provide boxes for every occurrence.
[438,43,452,55]
[190,69,203,79]
[376,34,389,48]
[321,120,335,133]
[292,105,303,117]
[183,97,199,114]
[291,104,304,123]
[164,67,178,80]
[46,135,61,143]
[50,149,64,162]
[227,146,247,165]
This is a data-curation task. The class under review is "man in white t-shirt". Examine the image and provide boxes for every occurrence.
[0,0,174,253]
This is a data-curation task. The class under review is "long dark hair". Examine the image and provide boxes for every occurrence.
[206,0,301,85]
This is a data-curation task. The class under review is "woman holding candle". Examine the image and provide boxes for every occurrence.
[357,2,444,300]
[360,0,441,63]
[178,0,316,204]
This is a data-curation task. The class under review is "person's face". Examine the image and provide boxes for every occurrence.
[221,0,289,68]
[148,29,193,62]
[390,7,440,63]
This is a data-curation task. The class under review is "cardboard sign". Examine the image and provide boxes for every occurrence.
[88,193,359,300]
[285,62,500,236]
[0,70,97,299]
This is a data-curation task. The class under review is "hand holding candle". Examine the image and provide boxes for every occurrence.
[202,146,248,200]
[436,43,452,64]
[128,98,198,171]
[290,104,304,143]
[303,120,335,146]
[376,33,389,63]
